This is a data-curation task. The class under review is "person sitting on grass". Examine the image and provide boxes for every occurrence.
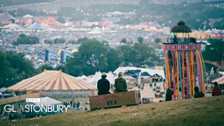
[194,86,204,98]
[212,82,222,96]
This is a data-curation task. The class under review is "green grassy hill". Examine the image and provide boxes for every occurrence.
[1,96,224,126]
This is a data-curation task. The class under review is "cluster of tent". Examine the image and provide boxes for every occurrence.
[0,13,63,31]
[0,12,17,25]
[114,67,165,78]
[77,67,165,85]
[169,32,224,39]
[7,67,165,98]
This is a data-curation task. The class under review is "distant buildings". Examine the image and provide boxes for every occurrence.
[184,0,224,4]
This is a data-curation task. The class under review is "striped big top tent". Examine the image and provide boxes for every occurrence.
[8,70,96,92]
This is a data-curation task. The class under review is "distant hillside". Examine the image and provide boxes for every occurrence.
[1,96,224,126]
[1,0,53,6]
[1,0,223,30]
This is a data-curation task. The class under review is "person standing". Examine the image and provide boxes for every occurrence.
[194,86,204,98]
[76,101,80,110]
[165,88,173,101]
[212,82,222,96]
[114,72,127,93]
[97,74,110,95]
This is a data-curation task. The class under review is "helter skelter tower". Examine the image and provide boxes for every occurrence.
[163,21,206,100]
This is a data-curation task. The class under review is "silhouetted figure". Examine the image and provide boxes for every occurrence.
[194,86,204,98]
[165,88,173,101]
[70,100,73,106]
[76,102,80,110]
[97,74,110,95]
[212,82,222,96]
[184,86,188,99]
[73,102,76,108]
[114,72,127,93]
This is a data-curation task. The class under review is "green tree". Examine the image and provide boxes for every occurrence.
[38,64,55,72]
[13,34,39,45]
[0,51,37,88]
[44,39,53,44]
[202,39,224,71]
[214,19,224,30]
[132,43,161,66]
[54,38,65,44]
[121,38,127,43]
[65,39,121,76]
[118,43,162,67]
[137,37,144,43]
[117,45,133,66]
[155,38,162,43]
[68,40,77,44]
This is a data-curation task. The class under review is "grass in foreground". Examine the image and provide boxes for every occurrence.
[1,96,224,126]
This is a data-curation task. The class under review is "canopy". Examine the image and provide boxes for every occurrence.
[8,70,96,91]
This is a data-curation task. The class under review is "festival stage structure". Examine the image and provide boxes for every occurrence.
[163,21,206,99]
[7,70,96,98]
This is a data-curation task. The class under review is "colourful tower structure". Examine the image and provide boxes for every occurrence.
[163,21,206,99]
[44,49,50,62]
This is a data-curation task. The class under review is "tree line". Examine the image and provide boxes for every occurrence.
[64,38,162,76]
[0,52,37,88]
[0,38,223,88]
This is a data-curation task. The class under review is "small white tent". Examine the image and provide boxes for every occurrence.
[87,71,116,85]
[114,67,165,78]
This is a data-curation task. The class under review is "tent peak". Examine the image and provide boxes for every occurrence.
[58,70,62,75]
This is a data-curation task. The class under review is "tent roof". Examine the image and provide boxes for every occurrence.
[36,17,61,26]
[8,70,96,91]
[32,22,43,30]
[0,12,16,22]
[23,14,33,18]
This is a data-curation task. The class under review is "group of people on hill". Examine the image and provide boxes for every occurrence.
[165,82,222,101]
[97,72,222,102]
[63,101,81,110]
[97,72,127,95]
